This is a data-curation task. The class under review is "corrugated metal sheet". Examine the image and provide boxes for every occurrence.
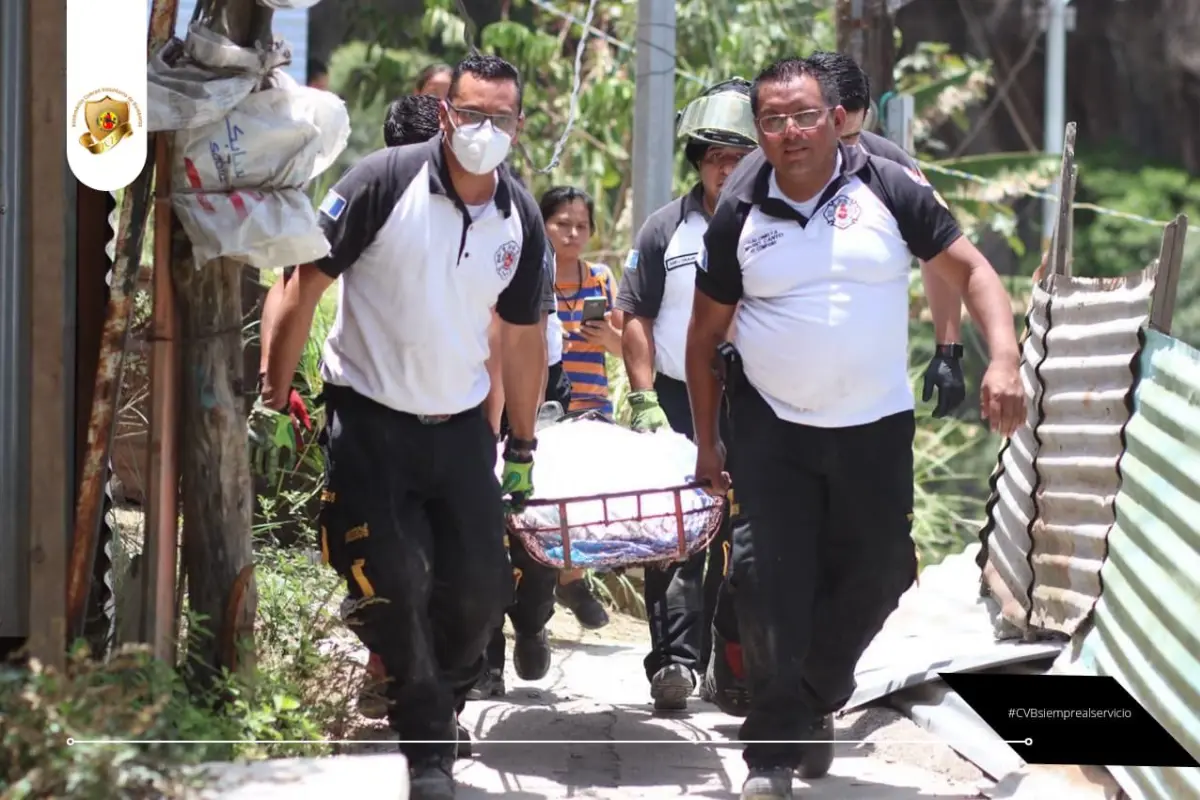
[852,544,1061,710]
[1027,267,1155,636]
[978,282,1051,637]
[165,2,309,85]
[0,0,32,638]
[1059,328,1200,800]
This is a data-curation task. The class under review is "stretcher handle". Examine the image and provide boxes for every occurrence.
[516,481,711,508]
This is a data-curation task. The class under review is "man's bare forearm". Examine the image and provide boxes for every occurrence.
[920,260,963,344]
[963,267,1019,363]
[501,323,546,442]
[260,279,285,375]
[685,332,724,450]
[483,312,505,435]
[621,316,657,392]
[262,265,331,409]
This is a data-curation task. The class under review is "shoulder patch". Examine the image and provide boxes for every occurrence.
[624,250,639,273]
[903,166,931,187]
[319,189,347,221]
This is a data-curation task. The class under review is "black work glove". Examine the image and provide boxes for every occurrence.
[921,344,966,418]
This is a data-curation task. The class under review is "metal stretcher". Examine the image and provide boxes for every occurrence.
[505,409,727,570]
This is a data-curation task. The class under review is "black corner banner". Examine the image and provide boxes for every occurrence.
[938,672,1199,768]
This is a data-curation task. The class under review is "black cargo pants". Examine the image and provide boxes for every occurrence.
[318,386,511,762]
[642,374,733,682]
[728,381,917,769]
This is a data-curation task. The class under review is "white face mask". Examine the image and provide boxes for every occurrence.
[450,120,512,175]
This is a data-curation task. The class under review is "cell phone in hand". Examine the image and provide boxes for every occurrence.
[582,296,607,323]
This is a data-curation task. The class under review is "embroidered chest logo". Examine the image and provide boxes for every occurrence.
[664,252,700,272]
[823,195,862,229]
[494,241,520,279]
[744,229,782,255]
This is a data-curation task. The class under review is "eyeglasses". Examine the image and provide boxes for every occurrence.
[446,101,520,135]
[701,149,748,168]
[756,108,829,135]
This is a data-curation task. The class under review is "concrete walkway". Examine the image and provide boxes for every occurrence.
[448,627,984,799]
[198,615,989,799]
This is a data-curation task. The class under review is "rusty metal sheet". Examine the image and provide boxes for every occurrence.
[1055,328,1200,800]
[1027,267,1155,636]
[978,283,1051,637]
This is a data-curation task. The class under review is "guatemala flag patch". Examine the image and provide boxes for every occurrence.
[319,190,347,221]
[624,249,639,272]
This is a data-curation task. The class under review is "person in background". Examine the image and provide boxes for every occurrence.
[416,62,453,99]
[538,185,624,630]
[686,57,1022,799]
[807,50,967,417]
[615,78,757,712]
[307,57,330,91]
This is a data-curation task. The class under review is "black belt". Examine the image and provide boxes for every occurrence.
[319,384,480,425]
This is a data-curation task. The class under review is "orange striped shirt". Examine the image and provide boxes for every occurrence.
[555,263,616,415]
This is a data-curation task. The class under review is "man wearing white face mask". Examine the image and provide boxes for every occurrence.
[259,53,549,800]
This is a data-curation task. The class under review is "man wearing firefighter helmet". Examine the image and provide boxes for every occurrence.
[615,78,757,711]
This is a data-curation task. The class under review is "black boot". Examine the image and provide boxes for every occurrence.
[513,629,552,681]
[465,667,506,701]
[409,755,456,799]
[796,714,835,779]
[456,719,473,760]
[700,625,750,716]
[555,579,609,630]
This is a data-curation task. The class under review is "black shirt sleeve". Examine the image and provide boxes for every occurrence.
[866,157,963,262]
[859,130,920,171]
[497,188,549,326]
[314,148,406,278]
[696,197,747,305]
[615,201,679,319]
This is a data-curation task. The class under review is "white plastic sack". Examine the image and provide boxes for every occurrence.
[499,418,724,568]
[148,25,291,133]
[174,189,330,269]
[171,69,350,269]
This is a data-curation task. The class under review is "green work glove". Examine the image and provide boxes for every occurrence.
[247,397,298,483]
[500,438,536,514]
[628,390,669,433]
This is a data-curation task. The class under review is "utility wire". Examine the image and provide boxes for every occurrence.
[456,0,1196,234]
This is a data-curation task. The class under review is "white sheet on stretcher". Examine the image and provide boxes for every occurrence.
[496,419,718,542]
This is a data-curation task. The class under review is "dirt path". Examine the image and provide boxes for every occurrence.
[334,610,989,798]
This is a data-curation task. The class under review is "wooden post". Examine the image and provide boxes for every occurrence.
[1048,122,1077,278]
[1149,215,1188,335]
[835,0,896,99]
[172,0,273,681]
[26,0,70,668]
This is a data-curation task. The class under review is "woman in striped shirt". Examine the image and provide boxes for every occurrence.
[540,186,624,627]
[540,186,624,416]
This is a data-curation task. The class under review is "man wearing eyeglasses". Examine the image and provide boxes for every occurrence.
[698,51,972,724]
[258,53,548,800]
[685,57,1023,800]
[615,78,757,713]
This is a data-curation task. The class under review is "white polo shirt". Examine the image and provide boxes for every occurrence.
[314,136,548,415]
[615,184,709,382]
[698,143,961,428]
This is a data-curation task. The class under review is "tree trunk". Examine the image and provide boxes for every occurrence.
[175,0,274,682]
[836,0,896,100]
